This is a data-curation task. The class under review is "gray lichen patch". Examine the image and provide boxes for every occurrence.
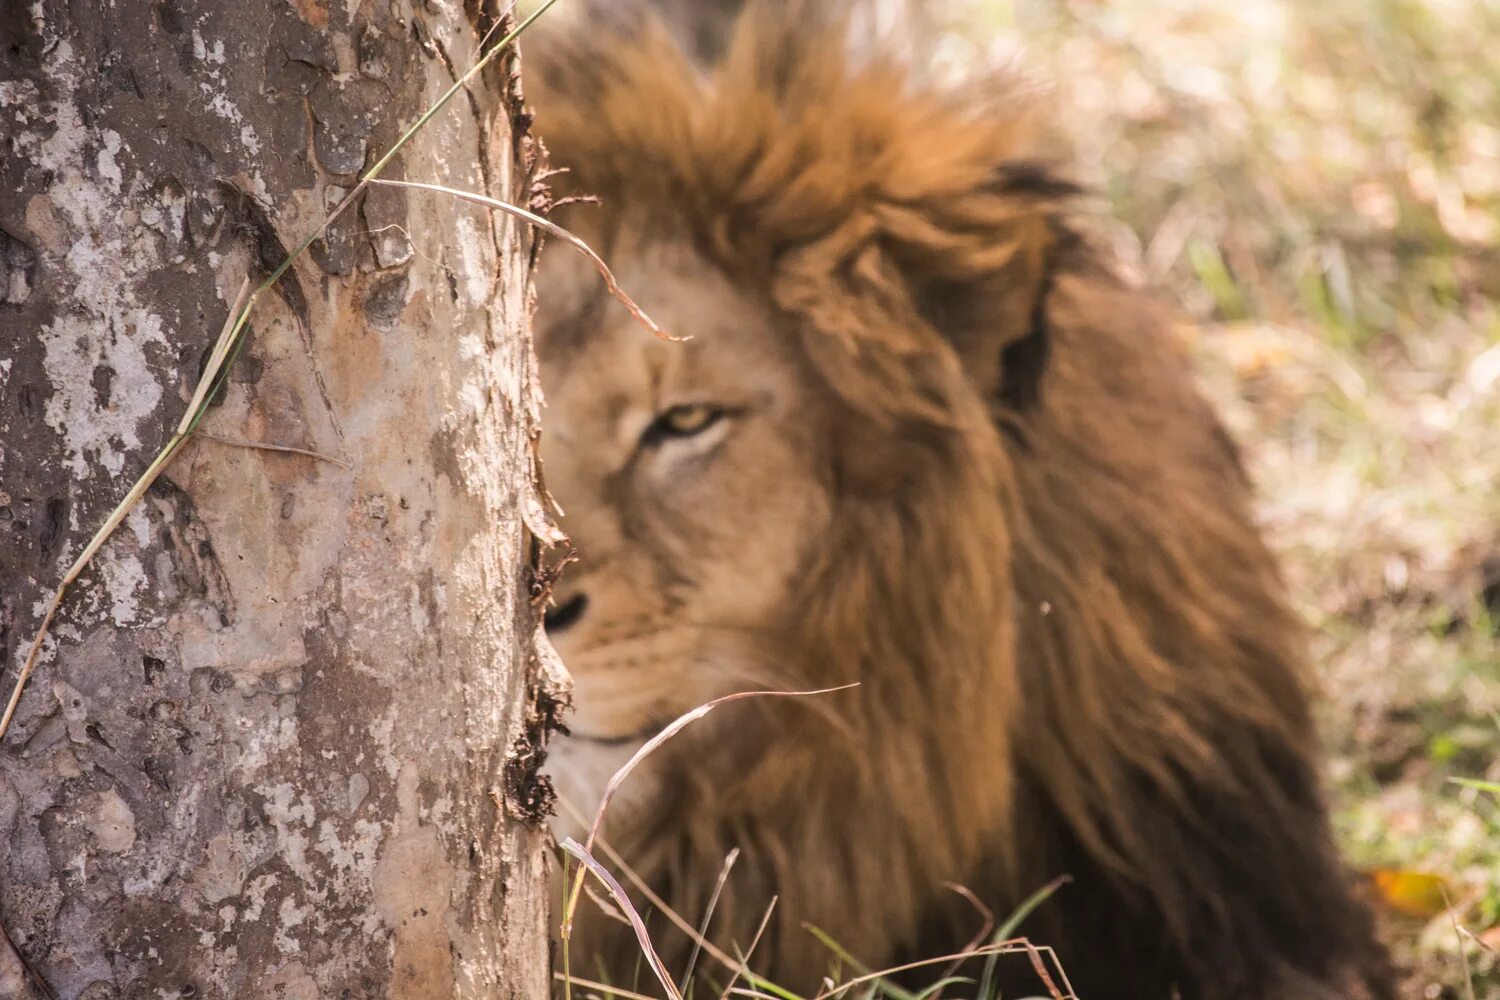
[87,789,137,853]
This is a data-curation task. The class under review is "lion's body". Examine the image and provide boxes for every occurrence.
[531,7,1393,999]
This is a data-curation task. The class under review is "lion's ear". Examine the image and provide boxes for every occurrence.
[890,163,1082,413]
[770,164,1079,428]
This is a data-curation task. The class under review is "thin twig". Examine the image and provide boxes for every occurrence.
[368,178,679,341]
[198,433,353,470]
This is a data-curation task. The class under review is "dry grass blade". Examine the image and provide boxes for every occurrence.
[808,941,1071,1000]
[581,685,859,859]
[720,899,779,1000]
[0,277,249,742]
[178,278,251,435]
[556,795,743,976]
[554,972,662,1000]
[583,883,632,926]
[680,848,740,993]
[1458,926,1498,956]
[562,684,859,936]
[931,881,994,997]
[943,882,995,947]
[1021,941,1071,1000]
[367,178,679,341]
[1441,885,1478,1000]
[0,588,65,742]
[563,837,684,1000]
[198,433,353,469]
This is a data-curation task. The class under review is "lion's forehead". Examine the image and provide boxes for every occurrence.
[535,240,806,457]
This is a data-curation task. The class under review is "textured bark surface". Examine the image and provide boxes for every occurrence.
[0,2,557,997]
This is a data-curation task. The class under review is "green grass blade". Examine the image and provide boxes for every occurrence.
[803,925,917,1000]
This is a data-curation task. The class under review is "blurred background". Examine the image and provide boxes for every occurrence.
[550,0,1500,994]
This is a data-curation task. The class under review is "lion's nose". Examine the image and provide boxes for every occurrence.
[544,593,590,633]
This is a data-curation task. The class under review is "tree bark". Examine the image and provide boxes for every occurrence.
[0,3,557,998]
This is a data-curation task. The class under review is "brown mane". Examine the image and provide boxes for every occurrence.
[531,6,1393,998]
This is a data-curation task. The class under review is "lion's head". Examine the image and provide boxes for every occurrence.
[531,7,1392,1000]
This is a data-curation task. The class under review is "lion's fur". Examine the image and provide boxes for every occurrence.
[531,6,1393,998]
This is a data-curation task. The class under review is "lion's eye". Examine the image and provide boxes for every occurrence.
[641,403,727,447]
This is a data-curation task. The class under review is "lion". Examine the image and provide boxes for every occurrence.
[529,7,1395,999]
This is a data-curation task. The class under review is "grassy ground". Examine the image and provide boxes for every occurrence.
[925,1,1500,994]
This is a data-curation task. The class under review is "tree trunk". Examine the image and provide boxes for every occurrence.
[0,3,557,998]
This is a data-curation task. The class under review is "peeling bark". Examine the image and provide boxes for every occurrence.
[0,2,555,997]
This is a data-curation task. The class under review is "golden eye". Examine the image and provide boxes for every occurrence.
[663,404,717,435]
[643,403,727,445]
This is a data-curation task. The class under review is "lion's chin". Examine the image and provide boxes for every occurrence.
[544,731,655,844]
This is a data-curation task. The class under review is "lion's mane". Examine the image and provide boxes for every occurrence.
[531,6,1392,998]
